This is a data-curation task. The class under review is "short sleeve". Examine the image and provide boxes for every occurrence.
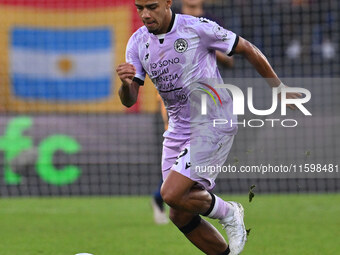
[125,33,146,85]
[196,17,239,56]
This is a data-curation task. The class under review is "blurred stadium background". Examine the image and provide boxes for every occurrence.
[0,0,339,197]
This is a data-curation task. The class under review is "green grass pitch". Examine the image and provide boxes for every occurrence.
[0,193,339,255]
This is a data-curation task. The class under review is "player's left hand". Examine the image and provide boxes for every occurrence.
[278,86,302,110]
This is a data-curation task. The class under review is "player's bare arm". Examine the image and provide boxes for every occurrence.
[234,37,281,86]
[216,51,234,68]
[116,63,140,107]
[234,36,301,109]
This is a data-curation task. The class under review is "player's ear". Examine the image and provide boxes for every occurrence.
[166,0,172,9]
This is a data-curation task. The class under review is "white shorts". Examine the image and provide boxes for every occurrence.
[162,134,234,191]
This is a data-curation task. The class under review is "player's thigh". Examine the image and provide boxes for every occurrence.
[190,135,235,190]
[161,170,196,203]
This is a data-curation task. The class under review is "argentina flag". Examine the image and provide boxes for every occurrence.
[10,27,113,101]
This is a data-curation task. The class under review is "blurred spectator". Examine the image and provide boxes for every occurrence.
[281,0,337,60]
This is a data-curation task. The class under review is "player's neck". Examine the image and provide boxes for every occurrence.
[154,10,174,35]
[181,5,204,17]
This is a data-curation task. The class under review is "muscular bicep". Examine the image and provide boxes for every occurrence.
[233,36,254,55]
[233,36,280,84]
[216,51,234,68]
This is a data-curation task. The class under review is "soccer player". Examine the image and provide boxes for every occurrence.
[116,0,300,254]
[151,0,234,226]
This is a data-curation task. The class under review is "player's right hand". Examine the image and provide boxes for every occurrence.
[116,63,136,86]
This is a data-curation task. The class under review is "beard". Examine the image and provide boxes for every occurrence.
[144,21,160,34]
[147,27,159,34]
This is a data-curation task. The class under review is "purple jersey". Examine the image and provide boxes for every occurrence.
[126,14,238,139]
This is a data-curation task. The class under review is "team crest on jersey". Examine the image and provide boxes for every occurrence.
[174,38,188,53]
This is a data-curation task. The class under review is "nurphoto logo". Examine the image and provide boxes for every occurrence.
[200,84,312,128]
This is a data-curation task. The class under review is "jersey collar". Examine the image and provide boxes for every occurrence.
[150,11,176,37]
[166,11,176,33]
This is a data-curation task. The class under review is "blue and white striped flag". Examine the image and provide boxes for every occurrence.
[10,27,114,101]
